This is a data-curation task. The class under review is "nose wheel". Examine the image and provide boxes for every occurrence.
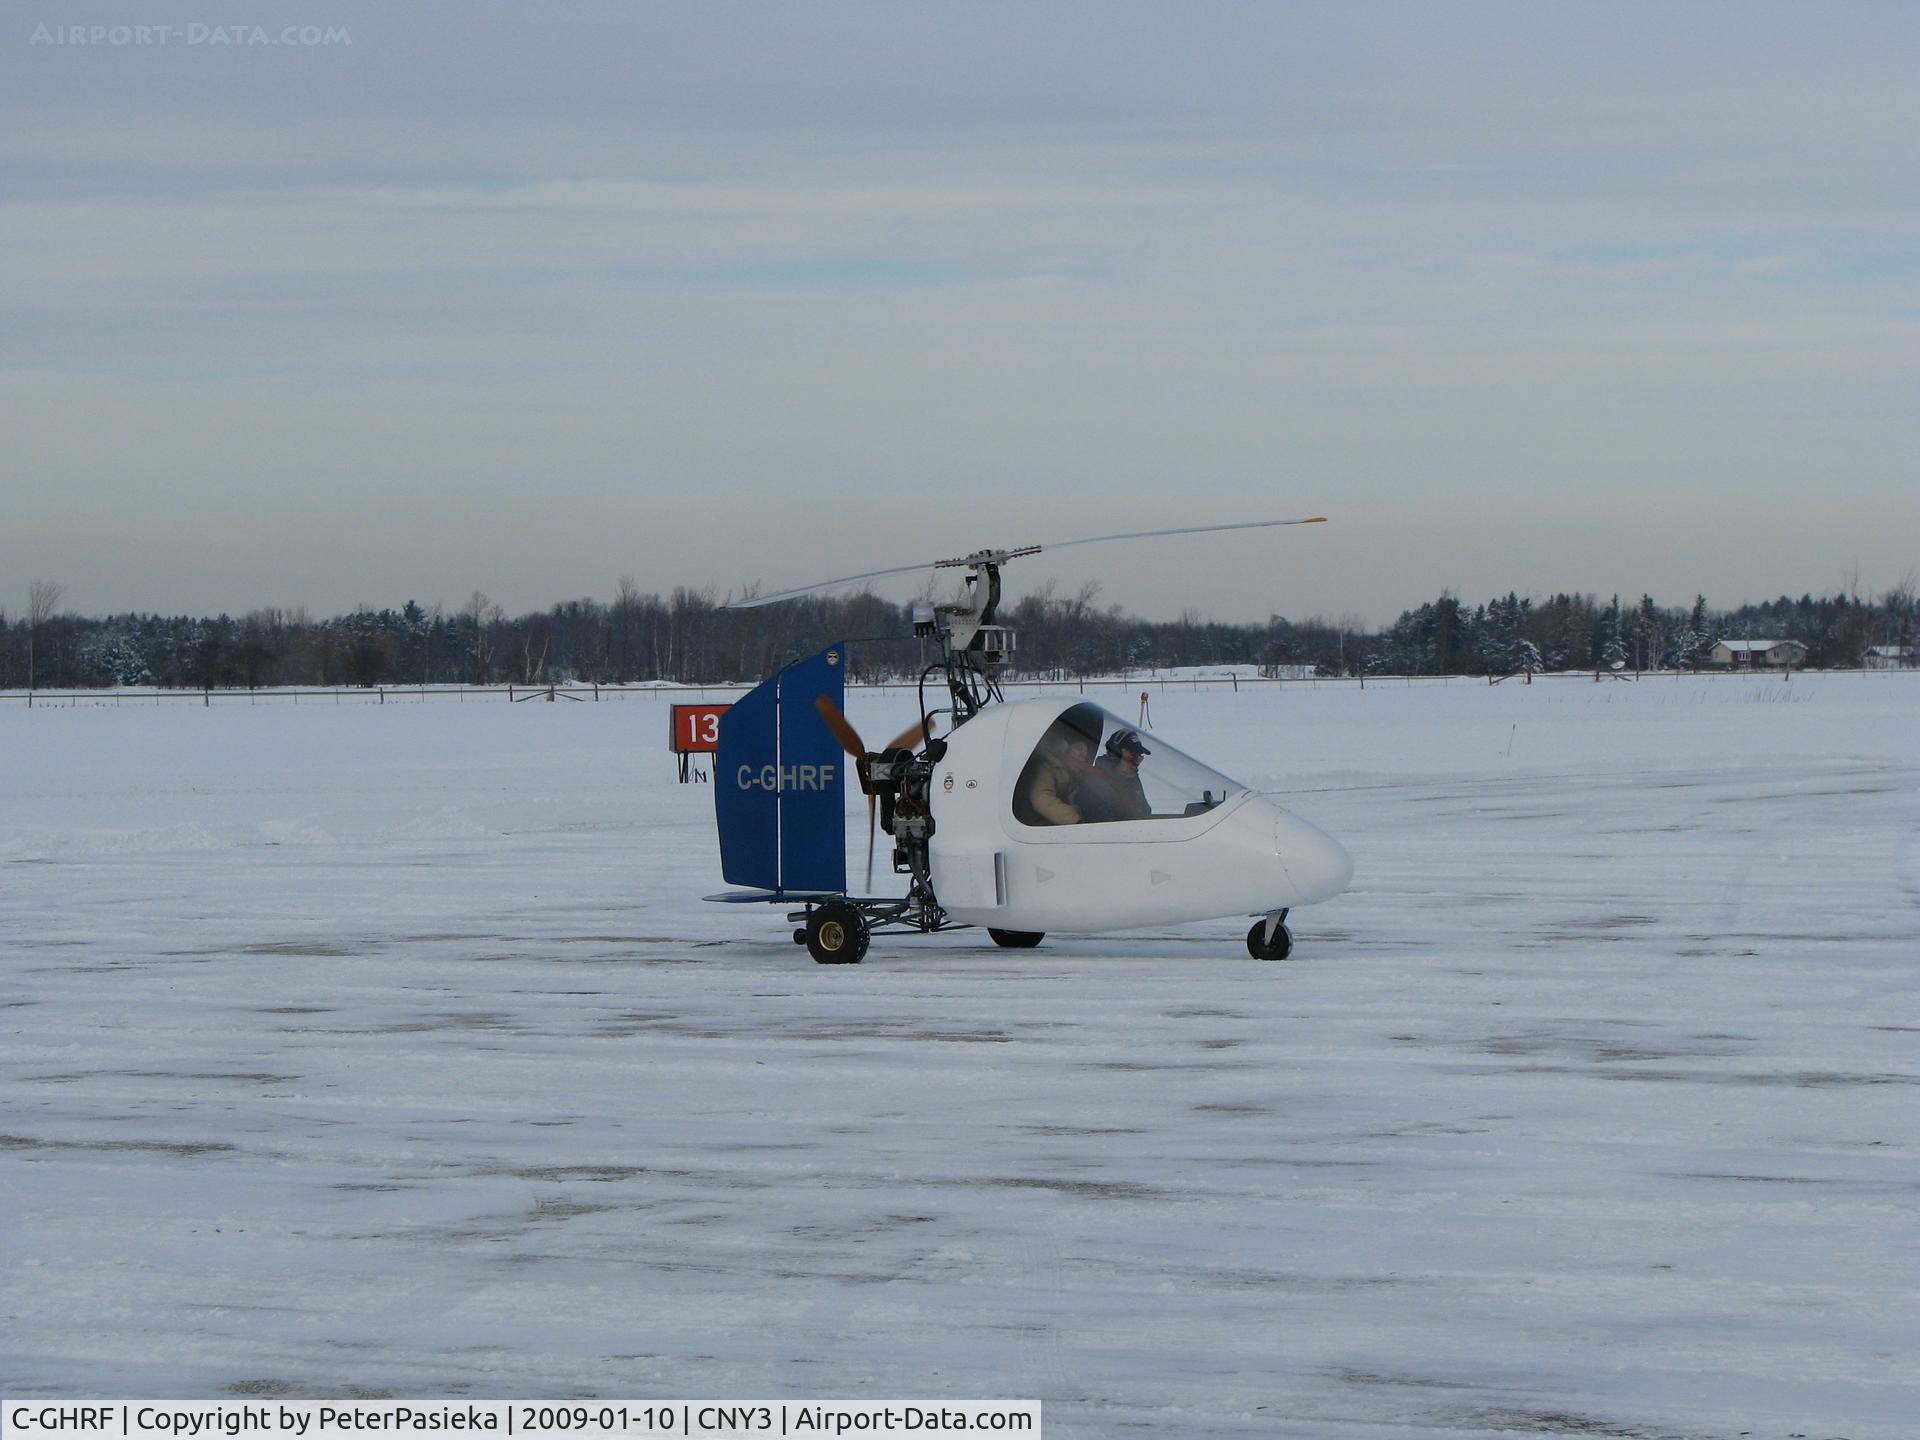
[987,928,1045,948]
[1247,910,1293,961]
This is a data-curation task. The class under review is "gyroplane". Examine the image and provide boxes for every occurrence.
[705,519,1353,963]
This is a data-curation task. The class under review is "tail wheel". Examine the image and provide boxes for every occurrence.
[1246,920,1294,961]
[807,901,869,965]
[988,928,1045,949]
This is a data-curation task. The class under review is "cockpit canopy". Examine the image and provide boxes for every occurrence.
[1011,701,1247,828]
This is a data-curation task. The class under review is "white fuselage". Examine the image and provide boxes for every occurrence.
[926,698,1352,933]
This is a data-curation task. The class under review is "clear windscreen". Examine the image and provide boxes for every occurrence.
[1011,702,1247,828]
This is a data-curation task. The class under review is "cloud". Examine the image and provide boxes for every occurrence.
[1,2,1915,621]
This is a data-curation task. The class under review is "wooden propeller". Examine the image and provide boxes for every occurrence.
[813,697,932,889]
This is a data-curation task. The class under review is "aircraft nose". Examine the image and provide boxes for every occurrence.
[1274,810,1354,904]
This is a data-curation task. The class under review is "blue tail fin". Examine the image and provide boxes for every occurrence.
[713,643,848,894]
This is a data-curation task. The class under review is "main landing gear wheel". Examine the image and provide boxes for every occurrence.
[806,901,869,965]
[1247,919,1294,961]
[987,928,1045,949]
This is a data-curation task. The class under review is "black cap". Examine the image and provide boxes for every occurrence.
[1105,728,1151,758]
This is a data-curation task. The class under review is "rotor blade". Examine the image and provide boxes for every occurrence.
[813,694,866,760]
[1038,516,1327,552]
[727,515,1327,609]
[727,560,942,609]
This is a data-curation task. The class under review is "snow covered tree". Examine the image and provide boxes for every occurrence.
[1600,595,1628,671]
[79,623,152,687]
[1671,628,1698,671]
[1632,595,1661,672]
[1470,601,1498,673]
[1881,575,1916,656]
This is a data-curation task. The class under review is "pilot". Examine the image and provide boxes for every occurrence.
[1093,728,1152,820]
[1024,726,1089,825]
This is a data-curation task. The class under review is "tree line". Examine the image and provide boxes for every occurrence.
[1368,582,1916,677]
[1,574,1914,691]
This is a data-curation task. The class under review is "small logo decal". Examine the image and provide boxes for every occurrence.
[825,650,840,666]
[966,779,977,790]
[942,774,955,791]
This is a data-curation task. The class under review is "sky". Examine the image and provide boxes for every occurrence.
[2,2,1915,626]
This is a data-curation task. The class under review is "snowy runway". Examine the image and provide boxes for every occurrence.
[3,676,1915,1437]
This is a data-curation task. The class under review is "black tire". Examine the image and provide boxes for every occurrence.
[807,901,868,965]
[792,927,809,946]
[988,928,1045,949]
[1246,921,1294,961]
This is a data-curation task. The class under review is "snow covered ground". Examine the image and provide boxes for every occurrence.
[3,673,1915,1437]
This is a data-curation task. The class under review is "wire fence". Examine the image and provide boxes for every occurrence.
[4,666,1913,708]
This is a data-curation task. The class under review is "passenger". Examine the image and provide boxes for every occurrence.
[1093,729,1153,820]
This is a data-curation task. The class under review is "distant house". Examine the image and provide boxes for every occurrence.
[1709,638,1808,670]
[1863,645,1914,670]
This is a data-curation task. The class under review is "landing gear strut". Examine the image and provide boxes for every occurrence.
[1247,909,1293,961]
